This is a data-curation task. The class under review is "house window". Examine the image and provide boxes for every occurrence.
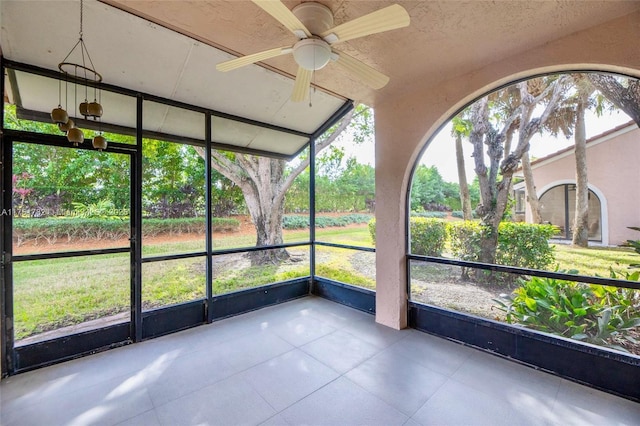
[514,189,526,214]
[539,184,601,241]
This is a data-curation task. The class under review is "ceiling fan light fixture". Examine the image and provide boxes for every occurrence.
[293,38,331,71]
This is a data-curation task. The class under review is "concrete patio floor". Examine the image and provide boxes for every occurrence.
[1,296,638,425]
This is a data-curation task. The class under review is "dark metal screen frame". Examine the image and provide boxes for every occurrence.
[0,59,354,376]
[2,133,136,374]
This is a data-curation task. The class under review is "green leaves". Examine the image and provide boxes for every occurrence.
[493,271,640,352]
[448,221,557,284]
[624,226,640,268]
[524,297,537,311]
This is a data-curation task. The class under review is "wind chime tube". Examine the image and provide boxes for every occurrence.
[67,64,84,146]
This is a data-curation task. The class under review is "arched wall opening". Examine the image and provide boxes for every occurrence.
[398,69,640,400]
[373,11,640,329]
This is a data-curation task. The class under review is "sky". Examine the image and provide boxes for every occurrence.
[336,107,633,184]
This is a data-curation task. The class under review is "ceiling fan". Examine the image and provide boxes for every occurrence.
[216,0,410,102]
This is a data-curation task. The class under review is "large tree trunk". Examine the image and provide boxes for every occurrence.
[236,157,289,264]
[455,133,472,220]
[521,152,542,223]
[572,90,590,247]
[193,108,357,266]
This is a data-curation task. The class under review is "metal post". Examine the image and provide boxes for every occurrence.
[1,136,14,376]
[205,112,213,323]
[309,137,316,286]
[131,95,143,341]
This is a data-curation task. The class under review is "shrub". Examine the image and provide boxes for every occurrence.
[282,215,309,230]
[493,270,640,352]
[368,218,377,244]
[411,211,447,219]
[13,217,240,245]
[496,222,558,270]
[368,217,447,256]
[283,214,373,230]
[410,218,447,256]
[447,221,485,262]
[448,221,557,270]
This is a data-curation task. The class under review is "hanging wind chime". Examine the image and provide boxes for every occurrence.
[50,0,107,151]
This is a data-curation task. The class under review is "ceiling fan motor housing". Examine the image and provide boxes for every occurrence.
[292,2,334,35]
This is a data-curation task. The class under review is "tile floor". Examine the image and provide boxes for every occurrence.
[1,296,639,426]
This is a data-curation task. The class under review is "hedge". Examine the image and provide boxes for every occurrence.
[369,218,557,271]
[448,221,558,270]
[283,214,373,230]
[13,217,240,245]
[368,217,447,257]
[14,214,373,245]
[410,211,448,219]
[451,210,478,219]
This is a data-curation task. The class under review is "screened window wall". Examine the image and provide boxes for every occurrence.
[407,72,640,358]
[313,107,376,294]
[6,86,135,347]
[2,62,345,371]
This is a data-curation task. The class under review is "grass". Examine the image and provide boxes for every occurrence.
[14,254,131,338]
[13,224,638,340]
[12,225,362,339]
[553,244,638,276]
[316,244,376,290]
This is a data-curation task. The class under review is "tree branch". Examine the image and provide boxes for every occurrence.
[587,74,640,127]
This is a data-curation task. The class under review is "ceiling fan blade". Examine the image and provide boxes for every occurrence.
[333,51,390,90]
[321,4,410,44]
[291,67,313,102]
[252,0,311,38]
[216,46,293,72]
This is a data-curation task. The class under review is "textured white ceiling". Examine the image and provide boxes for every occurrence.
[1,0,349,156]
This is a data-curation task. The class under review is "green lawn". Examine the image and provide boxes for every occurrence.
[13,225,637,340]
[553,244,638,277]
[13,226,373,340]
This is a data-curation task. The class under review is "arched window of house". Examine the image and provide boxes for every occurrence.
[539,184,602,242]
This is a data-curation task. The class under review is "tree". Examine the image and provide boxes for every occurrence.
[469,77,568,265]
[336,159,375,212]
[587,74,640,127]
[571,77,593,246]
[194,105,372,264]
[410,165,447,211]
[451,116,473,220]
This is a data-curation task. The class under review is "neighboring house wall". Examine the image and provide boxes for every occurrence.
[521,124,640,246]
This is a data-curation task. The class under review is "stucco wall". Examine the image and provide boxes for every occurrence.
[374,11,640,329]
[525,126,640,246]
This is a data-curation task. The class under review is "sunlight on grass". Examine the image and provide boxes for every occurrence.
[315,245,375,289]
[15,224,640,341]
[553,244,637,277]
[11,225,375,340]
[142,257,206,310]
[315,226,374,247]
[13,254,130,339]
